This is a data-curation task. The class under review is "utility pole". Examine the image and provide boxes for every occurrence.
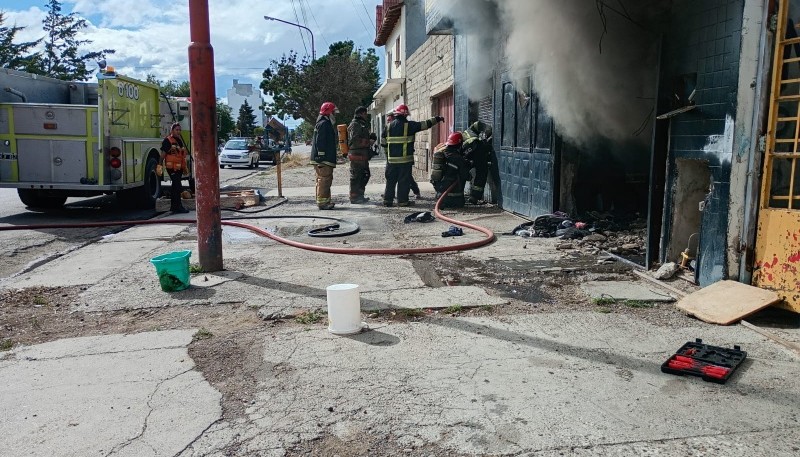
[188,0,223,271]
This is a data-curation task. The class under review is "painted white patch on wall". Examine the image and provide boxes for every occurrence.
[703,115,735,164]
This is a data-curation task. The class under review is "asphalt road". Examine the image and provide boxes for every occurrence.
[0,162,268,282]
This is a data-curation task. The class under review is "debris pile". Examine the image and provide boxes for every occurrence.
[512,211,647,257]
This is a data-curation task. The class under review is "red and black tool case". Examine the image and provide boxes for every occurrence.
[661,338,747,384]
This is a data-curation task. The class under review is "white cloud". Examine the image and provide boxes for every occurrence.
[4,0,381,98]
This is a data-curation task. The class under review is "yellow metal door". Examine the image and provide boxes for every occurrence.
[755,0,800,311]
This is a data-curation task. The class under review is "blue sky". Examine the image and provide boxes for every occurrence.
[4,0,382,126]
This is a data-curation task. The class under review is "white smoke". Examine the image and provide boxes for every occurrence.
[442,0,661,145]
[439,0,501,98]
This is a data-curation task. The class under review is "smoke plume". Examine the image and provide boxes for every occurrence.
[442,0,662,145]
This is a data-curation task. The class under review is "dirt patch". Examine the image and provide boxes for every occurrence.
[0,286,269,419]
[284,433,485,457]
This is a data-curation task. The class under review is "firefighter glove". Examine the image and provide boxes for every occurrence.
[436,116,445,123]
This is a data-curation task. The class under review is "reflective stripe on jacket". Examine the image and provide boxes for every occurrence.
[384,116,437,164]
[163,135,188,172]
[310,115,337,167]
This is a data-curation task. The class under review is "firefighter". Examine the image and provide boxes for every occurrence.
[381,111,421,199]
[160,122,189,214]
[382,104,444,207]
[347,106,375,204]
[431,132,470,208]
[310,101,339,210]
[461,121,494,204]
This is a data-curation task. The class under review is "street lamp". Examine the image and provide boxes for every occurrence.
[264,15,315,61]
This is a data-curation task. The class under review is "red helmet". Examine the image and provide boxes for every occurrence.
[319,102,337,116]
[394,104,410,116]
[445,132,463,146]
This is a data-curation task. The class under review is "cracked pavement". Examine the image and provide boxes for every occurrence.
[0,330,221,457]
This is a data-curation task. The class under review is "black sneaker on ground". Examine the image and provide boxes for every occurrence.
[350,197,370,204]
[383,201,394,207]
[397,201,415,207]
[318,202,336,210]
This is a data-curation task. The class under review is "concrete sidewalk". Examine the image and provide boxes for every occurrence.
[2,168,800,456]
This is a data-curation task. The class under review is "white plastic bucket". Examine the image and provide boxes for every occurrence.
[326,283,362,335]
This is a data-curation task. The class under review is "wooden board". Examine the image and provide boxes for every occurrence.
[676,280,781,325]
[156,190,259,212]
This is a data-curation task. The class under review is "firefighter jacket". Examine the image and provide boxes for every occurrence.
[347,116,372,161]
[462,128,493,168]
[431,144,469,185]
[161,134,188,172]
[383,115,438,165]
[310,115,337,167]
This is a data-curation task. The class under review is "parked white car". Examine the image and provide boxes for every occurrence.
[219,138,259,168]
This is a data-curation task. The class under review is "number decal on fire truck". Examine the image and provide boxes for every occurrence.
[118,82,139,100]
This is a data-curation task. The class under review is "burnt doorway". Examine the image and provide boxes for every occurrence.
[494,72,556,217]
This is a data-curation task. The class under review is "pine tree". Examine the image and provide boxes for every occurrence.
[0,12,41,71]
[236,100,257,137]
[37,0,115,80]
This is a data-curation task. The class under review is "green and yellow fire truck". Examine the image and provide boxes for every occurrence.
[0,67,191,208]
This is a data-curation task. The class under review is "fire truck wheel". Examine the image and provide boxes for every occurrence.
[117,156,161,209]
[141,156,162,206]
[17,189,67,209]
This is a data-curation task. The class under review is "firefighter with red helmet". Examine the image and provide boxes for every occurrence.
[160,122,189,214]
[430,132,470,208]
[381,103,444,206]
[310,101,339,210]
[461,121,494,204]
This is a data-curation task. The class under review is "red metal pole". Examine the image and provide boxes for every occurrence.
[188,0,223,271]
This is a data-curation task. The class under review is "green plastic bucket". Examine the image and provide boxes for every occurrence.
[150,250,191,292]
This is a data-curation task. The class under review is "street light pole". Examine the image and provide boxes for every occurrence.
[264,15,315,61]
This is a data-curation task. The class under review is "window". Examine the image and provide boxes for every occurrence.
[394,37,401,66]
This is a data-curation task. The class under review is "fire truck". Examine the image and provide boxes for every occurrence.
[0,67,192,208]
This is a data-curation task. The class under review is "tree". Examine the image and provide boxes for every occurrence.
[236,100,257,137]
[260,41,380,124]
[216,101,235,141]
[0,12,42,71]
[295,120,313,143]
[146,74,190,97]
[36,0,115,80]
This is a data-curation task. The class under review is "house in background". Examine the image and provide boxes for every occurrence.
[226,79,264,125]
[372,0,454,178]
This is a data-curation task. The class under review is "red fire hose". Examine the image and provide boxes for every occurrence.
[0,182,495,255]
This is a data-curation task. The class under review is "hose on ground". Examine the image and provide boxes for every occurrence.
[0,182,495,255]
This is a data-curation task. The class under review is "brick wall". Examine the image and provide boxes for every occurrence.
[404,35,454,177]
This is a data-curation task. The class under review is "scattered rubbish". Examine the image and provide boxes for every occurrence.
[442,226,464,237]
[653,262,680,280]
[150,250,191,292]
[404,211,435,223]
[327,283,363,335]
[661,339,746,384]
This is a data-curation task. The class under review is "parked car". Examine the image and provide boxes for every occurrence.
[219,138,259,168]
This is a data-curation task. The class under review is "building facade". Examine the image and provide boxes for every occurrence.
[226,79,264,126]
[372,0,454,180]
[421,0,798,311]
